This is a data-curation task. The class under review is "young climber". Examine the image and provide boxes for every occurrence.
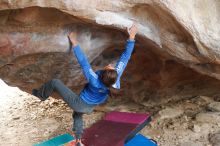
[32,22,138,146]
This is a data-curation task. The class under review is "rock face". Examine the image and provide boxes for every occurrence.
[209,132,220,146]
[158,107,183,120]
[0,0,220,102]
[208,102,220,112]
[196,112,220,124]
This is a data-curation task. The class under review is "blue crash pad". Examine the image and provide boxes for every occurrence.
[125,134,157,146]
[33,133,75,146]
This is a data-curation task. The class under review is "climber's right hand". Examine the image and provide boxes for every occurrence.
[68,32,78,47]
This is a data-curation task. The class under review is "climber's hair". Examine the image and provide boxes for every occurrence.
[100,69,117,87]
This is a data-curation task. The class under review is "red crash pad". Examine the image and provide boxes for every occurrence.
[82,111,151,146]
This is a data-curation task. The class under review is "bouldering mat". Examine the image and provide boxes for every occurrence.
[33,133,76,146]
[125,134,157,146]
[82,111,151,146]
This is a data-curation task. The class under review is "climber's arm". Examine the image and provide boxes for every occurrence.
[112,22,138,89]
[69,32,98,84]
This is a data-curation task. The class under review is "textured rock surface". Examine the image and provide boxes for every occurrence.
[209,131,220,146]
[178,142,203,146]
[158,107,183,119]
[196,112,220,124]
[0,0,220,102]
[208,102,220,112]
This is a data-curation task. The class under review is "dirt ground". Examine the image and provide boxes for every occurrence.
[0,79,220,146]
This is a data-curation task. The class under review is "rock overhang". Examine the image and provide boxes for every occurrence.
[0,1,220,103]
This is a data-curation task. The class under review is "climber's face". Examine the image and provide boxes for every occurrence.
[104,64,115,70]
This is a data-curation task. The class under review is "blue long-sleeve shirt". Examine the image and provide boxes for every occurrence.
[73,40,135,105]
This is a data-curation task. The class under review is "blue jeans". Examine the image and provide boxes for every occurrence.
[36,79,95,139]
